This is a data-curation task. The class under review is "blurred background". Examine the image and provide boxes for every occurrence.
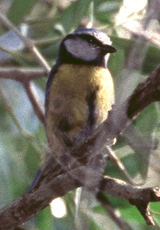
[0,0,160,229]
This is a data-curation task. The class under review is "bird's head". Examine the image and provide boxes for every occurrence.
[58,28,116,67]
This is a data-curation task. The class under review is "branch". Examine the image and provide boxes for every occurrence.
[100,176,160,226]
[128,64,160,117]
[0,169,160,229]
[0,68,47,80]
[0,166,86,229]
[1,64,160,228]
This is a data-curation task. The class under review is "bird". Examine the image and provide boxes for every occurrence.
[28,28,116,192]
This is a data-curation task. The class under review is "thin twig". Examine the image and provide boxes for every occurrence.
[106,146,139,185]
[0,11,50,73]
[22,80,45,124]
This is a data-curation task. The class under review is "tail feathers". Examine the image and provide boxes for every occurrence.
[27,157,64,193]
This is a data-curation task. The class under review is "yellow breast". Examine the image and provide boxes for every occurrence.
[46,64,114,149]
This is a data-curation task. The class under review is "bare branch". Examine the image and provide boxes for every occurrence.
[0,168,160,229]
[0,166,84,229]
[0,68,47,80]
[128,64,160,117]
[32,37,62,46]
[101,176,160,202]
[100,176,160,226]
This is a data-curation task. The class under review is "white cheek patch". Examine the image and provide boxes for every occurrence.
[64,37,99,62]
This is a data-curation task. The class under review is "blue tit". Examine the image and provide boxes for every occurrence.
[46,28,116,151]
[28,28,116,191]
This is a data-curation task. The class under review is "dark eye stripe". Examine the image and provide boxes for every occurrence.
[80,34,101,46]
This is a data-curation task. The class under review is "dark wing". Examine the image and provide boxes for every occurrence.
[45,64,59,115]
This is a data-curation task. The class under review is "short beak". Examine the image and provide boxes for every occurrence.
[102,45,117,53]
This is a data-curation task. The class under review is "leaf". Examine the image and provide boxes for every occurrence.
[7,0,39,25]
[135,103,159,134]
[109,47,125,76]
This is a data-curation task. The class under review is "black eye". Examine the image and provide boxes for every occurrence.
[89,39,93,43]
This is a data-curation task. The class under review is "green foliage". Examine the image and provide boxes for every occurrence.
[8,0,39,25]
[135,103,159,134]
[37,207,53,230]
[58,0,92,33]
[95,0,122,24]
